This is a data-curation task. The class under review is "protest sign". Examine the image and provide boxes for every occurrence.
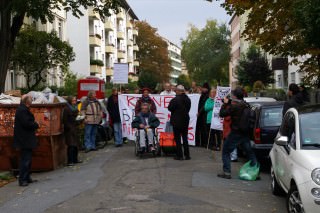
[118,94,200,146]
[113,63,129,84]
[211,86,231,130]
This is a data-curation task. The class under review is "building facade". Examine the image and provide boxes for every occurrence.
[229,13,303,90]
[67,1,139,83]
[162,38,182,84]
[5,8,67,91]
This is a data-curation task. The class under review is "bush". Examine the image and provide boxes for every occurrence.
[253,81,265,92]
[177,74,191,90]
[90,59,104,66]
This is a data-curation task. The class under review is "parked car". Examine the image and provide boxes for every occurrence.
[270,105,320,213]
[250,102,284,160]
[244,97,277,103]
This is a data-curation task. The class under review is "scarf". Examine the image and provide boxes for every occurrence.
[67,103,77,112]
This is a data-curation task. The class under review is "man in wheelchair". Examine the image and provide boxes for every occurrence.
[132,103,160,152]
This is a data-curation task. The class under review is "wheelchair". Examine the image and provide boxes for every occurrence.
[134,128,161,158]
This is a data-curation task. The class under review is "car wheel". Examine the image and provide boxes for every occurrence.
[287,185,305,213]
[271,167,285,196]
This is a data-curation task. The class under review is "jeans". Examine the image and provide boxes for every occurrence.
[222,131,257,174]
[230,148,238,161]
[84,124,97,150]
[19,149,32,184]
[173,127,190,158]
[113,122,123,145]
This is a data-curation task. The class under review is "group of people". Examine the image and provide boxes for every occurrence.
[12,81,310,186]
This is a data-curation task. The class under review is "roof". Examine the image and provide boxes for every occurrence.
[244,97,277,103]
[251,101,285,108]
[120,0,139,20]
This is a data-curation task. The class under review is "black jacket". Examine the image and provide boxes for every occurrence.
[168,94,191,130]
[283,93,305,117]
[107,95,121,123]
[132,113,160,129]
[219,99,246,135]
[13,104,39,149]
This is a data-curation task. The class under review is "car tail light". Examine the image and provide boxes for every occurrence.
[254,128,261,144]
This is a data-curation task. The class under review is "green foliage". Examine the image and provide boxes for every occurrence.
[60,71,78,96]
[221,0,320,88]
[176,74,191,90]
[181,20,230,84]
[11,27,75,90]
[137,71,158,91]
[90,59,104,66]
[237,46,274,87]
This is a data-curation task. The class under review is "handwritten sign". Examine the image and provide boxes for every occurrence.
[211,86,231,130]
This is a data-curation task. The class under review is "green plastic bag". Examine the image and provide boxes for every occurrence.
[239,161,260,181]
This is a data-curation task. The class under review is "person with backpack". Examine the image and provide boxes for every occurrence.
[218,87,257,179]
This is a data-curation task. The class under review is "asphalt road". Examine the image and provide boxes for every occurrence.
[0,143,286,213]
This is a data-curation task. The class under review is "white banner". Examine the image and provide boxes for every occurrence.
[211,86,231,130]
[118,94,200,146]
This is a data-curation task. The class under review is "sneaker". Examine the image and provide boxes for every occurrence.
[91,148,98,151]
[217,173,231,179]
[67,163,75,167]
[75,160,83,164]
[185,156,191,160]
[231,159,238,162]
[19,182,29,187]
[174,157,183,161]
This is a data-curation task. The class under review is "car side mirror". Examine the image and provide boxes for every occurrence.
[275,136,289,146]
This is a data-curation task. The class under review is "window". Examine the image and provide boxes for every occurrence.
[277,74,282,87]
[96,51,98,59]
[102,30,104,40]
[58,20,63,39]
[300,112,320,147]
[290,72,296,83]
[260,107,283,127]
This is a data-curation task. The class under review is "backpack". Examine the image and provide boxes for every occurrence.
[239,101,255,134]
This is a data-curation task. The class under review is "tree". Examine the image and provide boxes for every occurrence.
[221,0,320,87]
[135,21,171,83]
[181,20,230,85]
[137,71,158,91]
[236,46,274,87]
[176,74,191,90]
[10,27,75,90]
[0,0,122,92]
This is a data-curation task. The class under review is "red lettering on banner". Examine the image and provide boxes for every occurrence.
[152,96,162,108]
[126,96,137,107]
[164,96,174,108]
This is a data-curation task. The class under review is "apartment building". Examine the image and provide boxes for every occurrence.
[162,38,182,84]
[229,13,303,90]
[67,1,139,83]
[5,9,67,91]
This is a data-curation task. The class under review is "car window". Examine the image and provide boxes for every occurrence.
[260,107,283,127]
[300,112,320,148]
[280,112,296,148]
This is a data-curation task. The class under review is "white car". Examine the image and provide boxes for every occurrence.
[270,105,320,213]
[244,97,277,103]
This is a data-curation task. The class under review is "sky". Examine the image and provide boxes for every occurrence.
[126,0,230,47]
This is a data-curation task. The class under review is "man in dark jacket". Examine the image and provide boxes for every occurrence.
[13,95,39,186]
[168,85,192,160]
[195,82,210,147]
[107,88,123,147]
[283,83,305,117]
[132,103,160,151]
[218,87,257,179]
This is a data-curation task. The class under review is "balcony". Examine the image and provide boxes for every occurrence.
[134,60,139,66]
[127,39,133,46]
[104,21,114,31]
[117,31,125,40]
[133,29,138,36]
[89,34,101,47]
[126,20,133,29]
[127,56,133,63]
[90,65,102,74]
[88,9,100,20]
[116,10,125,20]
[133,44,139,52]
[118,50,126,59]
[105,44,115,53]
[106,68,113,76]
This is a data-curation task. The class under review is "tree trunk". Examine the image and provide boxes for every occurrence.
[0,1,25,93]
